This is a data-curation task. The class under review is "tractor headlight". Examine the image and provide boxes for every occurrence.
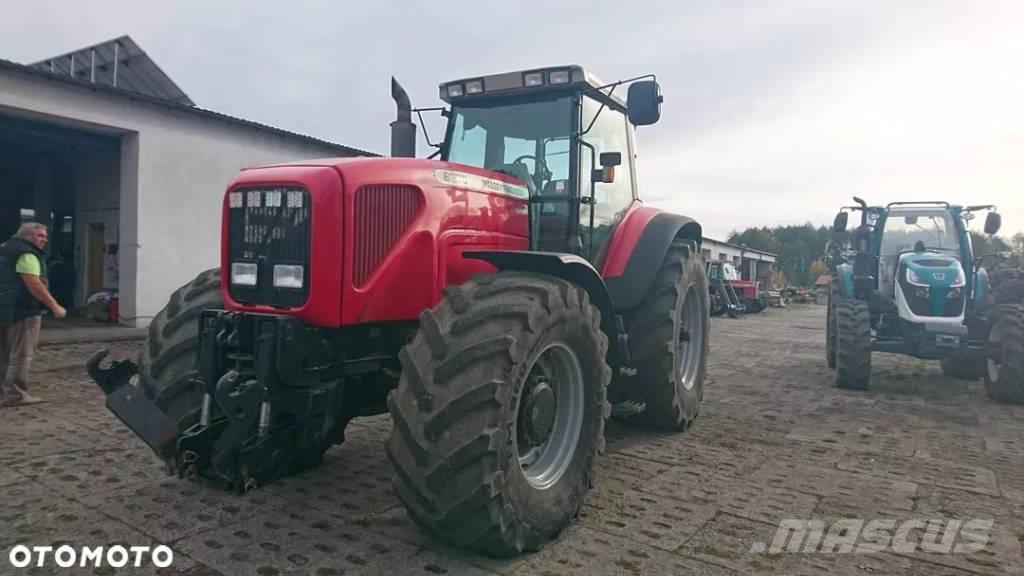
[273,264,304,289]
[907,268,928,286]
[947,286,963,299]
[231,262,258,286]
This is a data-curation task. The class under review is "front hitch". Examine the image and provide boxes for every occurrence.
[86,349,181,459]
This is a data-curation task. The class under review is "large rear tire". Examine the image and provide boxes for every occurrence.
[385,272,611,557]
[138,268,222,429]
[983,304,1024,404]
[834,298,871,390]
[623,240,710,431]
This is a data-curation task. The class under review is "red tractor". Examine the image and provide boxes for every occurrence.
[88,66,710,557]
[707,260,766,315]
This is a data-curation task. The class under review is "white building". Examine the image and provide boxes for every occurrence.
[0,36,369,326]
[701,237,777,287]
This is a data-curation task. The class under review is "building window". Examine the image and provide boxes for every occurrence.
[702,249,711,260]
[719,252,727,262]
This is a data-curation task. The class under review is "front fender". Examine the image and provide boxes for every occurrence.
[836,263,855,299]
[463,250,619,370]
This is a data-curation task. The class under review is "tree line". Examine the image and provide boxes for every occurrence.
[727,223,1024,288]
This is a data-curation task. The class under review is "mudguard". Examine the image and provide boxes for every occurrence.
[603,211,703,310]
[835,263,855,299]
[463,250,620,369]
[975,267,990,308]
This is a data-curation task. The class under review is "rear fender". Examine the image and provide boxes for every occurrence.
[463,251,620,371]
[602,210,703,310]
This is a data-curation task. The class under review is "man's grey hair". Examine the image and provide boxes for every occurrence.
[17,222,48,238]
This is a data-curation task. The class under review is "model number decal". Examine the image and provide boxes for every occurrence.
[434,169,529,200]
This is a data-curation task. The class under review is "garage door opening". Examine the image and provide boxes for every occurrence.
[0,112,123,325]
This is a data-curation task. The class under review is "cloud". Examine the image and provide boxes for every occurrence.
[1,0,1021,241]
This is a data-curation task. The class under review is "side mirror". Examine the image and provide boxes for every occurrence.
[984,211,1001,235]
[627,80,662,126]
[833,212,848,232]
[593,152,622,183]
[599,152,621,167]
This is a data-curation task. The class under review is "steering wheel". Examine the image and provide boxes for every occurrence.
[511,154,552,188]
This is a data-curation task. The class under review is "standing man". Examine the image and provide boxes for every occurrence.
[0,222,67,407]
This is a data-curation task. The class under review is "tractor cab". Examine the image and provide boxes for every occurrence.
[435,66,662,262]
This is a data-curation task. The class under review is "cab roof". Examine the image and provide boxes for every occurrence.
[439,65,627,111]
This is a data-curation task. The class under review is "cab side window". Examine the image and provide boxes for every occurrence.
[579,97,635,261]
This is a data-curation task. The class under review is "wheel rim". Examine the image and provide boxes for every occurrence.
[988,322,1002,383]
[677,285,704,391]
[516,342,584,490]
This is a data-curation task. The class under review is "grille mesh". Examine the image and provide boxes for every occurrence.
[353,185,421,287]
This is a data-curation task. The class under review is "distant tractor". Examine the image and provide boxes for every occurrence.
[88,65,711,557]
[706,260,766,316]
[826,198,1023,403]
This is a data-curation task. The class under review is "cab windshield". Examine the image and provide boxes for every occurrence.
[879,210,961,256]
[444,97,573,196]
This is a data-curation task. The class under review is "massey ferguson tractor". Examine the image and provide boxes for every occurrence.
[88,65,711,557]
[706,260,766,315]
[825,198,1023,403]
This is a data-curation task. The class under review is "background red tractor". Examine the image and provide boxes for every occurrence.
[89,65,711,557]
[706,260,766,316]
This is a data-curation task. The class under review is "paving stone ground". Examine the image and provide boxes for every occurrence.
[2,305,1022,575]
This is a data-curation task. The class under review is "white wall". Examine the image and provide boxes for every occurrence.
[1,70,358,326]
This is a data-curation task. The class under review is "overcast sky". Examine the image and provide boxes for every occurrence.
[2,0,1022,239]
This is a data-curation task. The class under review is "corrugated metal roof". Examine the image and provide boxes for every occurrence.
[1,45,375,158]
[28,36,195,106]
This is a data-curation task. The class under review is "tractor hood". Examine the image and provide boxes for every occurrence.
[896,251,966,319]
[899,252,965,289]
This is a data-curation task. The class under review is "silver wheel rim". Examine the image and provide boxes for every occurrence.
[678,285,704,391]
[988,323,1002,383]
[517,342,584,490]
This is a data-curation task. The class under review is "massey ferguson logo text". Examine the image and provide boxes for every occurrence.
[7,545,174,569]
[751,518,992,554]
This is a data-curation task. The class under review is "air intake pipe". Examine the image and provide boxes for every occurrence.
[390,77,417,158]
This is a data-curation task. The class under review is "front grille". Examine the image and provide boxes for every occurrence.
[898,272,964,318]
[228,187,311,307]
[353,184,421,287]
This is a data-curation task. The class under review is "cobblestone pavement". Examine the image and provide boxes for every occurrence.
[2,305,1022,575]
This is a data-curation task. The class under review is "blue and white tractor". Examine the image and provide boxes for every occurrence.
[825,198,1023,403]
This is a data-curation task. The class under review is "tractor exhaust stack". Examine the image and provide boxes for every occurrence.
[390,77,417,158]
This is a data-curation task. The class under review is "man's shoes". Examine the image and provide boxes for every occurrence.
[0,394,45,408]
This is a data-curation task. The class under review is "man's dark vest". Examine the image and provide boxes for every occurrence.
[0,236,49,324]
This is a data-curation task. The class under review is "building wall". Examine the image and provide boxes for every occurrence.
[0,70,360,326]
[701,237,776,285]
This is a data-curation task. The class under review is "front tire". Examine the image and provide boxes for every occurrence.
[834,298,872,390]
[623,240,710,431]
[983,304,1024,404]
[386,272,611,557]
[139,268,222,428]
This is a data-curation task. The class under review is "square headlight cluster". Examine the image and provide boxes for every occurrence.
[230,262,305,289]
